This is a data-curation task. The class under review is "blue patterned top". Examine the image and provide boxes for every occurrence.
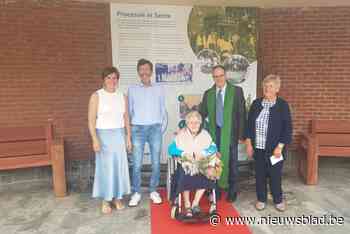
[255,99,276,149]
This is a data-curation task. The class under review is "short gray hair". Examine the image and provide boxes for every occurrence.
[185,110,202,125]
[263,74,281,90]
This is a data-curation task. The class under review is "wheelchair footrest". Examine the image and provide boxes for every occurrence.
[176,212,211,223]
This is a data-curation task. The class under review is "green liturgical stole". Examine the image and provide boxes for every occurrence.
[207,84,235,189]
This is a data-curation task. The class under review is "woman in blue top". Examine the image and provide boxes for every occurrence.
[168,111,222,217]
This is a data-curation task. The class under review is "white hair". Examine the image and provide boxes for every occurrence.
[263,74,281,90]
[185,110,202,125]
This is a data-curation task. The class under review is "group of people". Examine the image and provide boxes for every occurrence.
[88,58,292,215]
[88,59,165,214]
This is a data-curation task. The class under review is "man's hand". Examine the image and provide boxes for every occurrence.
[93,140,101,152]
[126,138,132,153]
[246,144,254,159]
[245,139,254,159]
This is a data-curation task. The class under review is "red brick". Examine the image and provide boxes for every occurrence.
[261,7,350,149]
[0,1,111,159]
[1,3,349,158]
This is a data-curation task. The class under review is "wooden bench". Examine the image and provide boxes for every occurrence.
[298,120,350,185]
[0,121,67,197]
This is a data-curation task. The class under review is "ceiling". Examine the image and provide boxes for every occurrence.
[78,0,350,8]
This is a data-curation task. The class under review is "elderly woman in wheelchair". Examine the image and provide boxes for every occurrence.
[168,110,222,219]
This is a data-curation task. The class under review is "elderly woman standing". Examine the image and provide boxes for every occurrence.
[245,75,292,212]
[168,111,221,217]
[88,67,132,214]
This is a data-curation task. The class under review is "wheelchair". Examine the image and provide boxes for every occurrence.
[166,157,219,223]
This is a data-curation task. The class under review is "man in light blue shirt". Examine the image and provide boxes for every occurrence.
[128,59,166,207]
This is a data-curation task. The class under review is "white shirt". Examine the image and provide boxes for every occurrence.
[96,88,125,129]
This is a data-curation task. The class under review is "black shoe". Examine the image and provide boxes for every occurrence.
[191,206,201,216]
[226,192,237,203]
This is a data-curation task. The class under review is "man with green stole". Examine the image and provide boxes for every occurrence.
[200,65,247,202]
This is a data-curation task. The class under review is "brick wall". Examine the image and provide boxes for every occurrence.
[0,0,112,159]
[260,7,350,148]
[0,3,349,166]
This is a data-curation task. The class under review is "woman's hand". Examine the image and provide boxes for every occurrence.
[92,139,101,152]
[245,139,254,159]
[273,146,283,158]
[183,153,194,162]
[194,153,205,161]
[126,138,132,153]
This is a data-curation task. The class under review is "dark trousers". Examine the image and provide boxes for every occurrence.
[254,149,283,204]
[215,126,238,197]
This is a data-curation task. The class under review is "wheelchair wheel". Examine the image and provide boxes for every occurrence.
[170,205,179,219]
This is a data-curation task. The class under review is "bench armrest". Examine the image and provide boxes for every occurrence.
[300,133,318,150]
[300,133,310,150]
[52,137,64,147]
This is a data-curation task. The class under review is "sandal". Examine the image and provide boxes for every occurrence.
[275,202,286,212]
[184,208,193,218]
[255,201,266,211]
[113,199,125,210]
[102,201,112,214]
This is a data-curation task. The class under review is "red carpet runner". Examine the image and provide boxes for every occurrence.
[151,189,251,234]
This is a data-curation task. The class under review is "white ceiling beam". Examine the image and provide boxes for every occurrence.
[78,0,350,8]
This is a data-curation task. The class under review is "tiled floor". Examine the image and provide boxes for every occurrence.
[0,157,349,234]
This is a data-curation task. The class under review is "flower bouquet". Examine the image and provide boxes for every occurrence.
[180,153,222,181]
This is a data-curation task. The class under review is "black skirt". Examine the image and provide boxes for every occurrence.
[175,165,216,194]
